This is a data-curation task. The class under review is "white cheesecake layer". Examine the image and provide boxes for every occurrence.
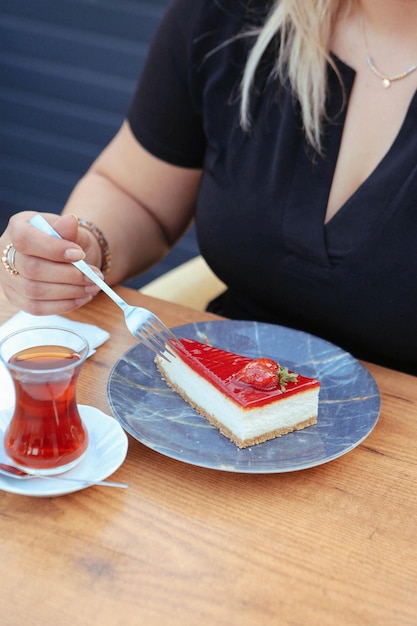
[157,352,319,444]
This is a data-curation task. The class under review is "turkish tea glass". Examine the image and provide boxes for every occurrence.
[0,326,89,475]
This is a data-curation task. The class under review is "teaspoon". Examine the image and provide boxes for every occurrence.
[0,462,128,489]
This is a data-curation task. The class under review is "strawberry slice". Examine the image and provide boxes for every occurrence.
[233,358,280,389]
[233,358,299,391]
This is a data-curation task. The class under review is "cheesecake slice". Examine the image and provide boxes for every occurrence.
[155,338,320,448]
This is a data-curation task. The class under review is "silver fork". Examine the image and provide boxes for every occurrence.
[29,215,177,360]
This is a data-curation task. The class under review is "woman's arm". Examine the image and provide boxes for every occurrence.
[0,121,202,314]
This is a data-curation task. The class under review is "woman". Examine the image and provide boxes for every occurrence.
[2,0,417,373]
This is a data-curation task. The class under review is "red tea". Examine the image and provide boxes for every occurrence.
[4,345,88,471]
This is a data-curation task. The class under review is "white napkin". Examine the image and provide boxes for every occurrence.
[0,312,110,411]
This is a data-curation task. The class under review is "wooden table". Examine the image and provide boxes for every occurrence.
[0,286,416,626]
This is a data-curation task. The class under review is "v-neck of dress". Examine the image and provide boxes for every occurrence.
[282,55,417,267]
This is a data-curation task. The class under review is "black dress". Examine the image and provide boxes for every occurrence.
[127,0,417,374]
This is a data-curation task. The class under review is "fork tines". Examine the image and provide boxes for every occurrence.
[138,320,178,361]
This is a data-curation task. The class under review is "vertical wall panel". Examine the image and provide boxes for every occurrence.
[0,0,199,288]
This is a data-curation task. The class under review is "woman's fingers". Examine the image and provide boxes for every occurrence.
[1,264,102,315]
[14,252,92,286]
[11,213,86,264]
[1,280,96,315]
[1,212,102,314]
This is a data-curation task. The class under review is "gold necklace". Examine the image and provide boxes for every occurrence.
[361,15,417,89]
[366,56,417,89]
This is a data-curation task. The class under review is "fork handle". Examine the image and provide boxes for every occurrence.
[29,215,127,311]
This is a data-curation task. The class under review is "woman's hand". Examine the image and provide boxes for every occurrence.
[0,121,202,315]
[0,212,102,315]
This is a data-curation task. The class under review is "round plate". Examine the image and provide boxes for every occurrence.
[107,320,380,473]
[0,405,128,496]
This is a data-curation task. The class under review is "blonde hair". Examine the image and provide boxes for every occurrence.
[241,0,353,152]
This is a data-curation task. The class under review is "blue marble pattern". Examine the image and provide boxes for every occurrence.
[106,321,380,473]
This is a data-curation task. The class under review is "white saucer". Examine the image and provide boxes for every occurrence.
[0,405,128,497]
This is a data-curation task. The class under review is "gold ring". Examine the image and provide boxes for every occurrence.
[1,243,19,275]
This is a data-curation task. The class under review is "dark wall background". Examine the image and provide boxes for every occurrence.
[0,0,199,289]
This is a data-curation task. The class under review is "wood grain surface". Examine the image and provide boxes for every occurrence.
[0,286,416,626]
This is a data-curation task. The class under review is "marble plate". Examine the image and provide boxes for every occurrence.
[0,405,128,496]
[107,320,380,473]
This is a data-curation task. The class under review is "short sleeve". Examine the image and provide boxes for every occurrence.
[127,0,207,168]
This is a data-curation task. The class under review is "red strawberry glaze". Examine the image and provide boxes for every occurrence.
[170,338,320,409]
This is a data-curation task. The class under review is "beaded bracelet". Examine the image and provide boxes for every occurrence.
[77,218,112,276]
